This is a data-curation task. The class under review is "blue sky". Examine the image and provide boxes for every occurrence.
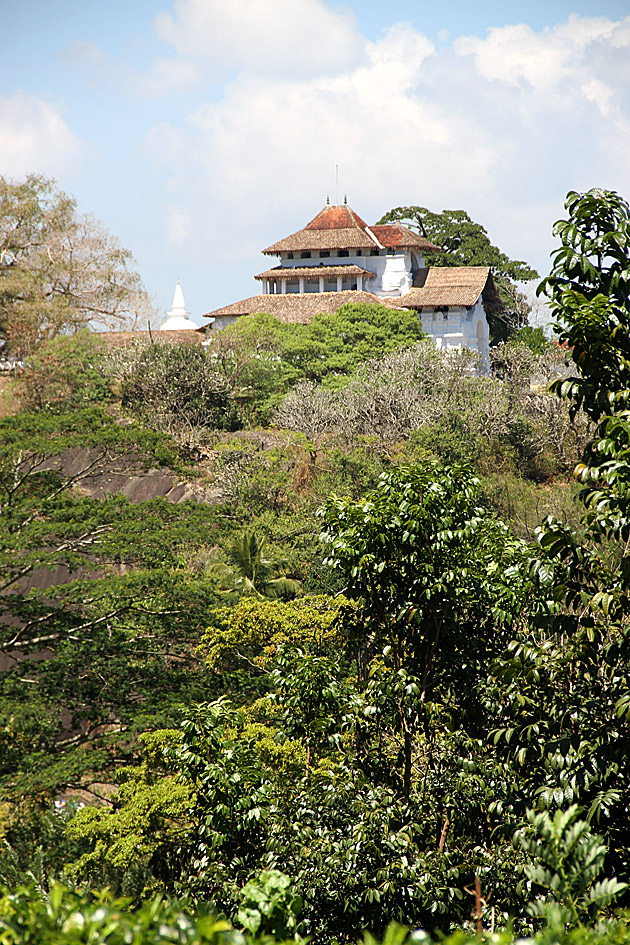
[2,0,629,324]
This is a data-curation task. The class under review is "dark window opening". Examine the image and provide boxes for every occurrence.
[300,250,311,258]
[320,250,330,258]
[338,249,349,257]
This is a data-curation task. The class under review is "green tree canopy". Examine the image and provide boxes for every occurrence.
[207,303,426,421]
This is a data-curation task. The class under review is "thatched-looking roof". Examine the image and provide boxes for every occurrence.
[385,267,503,313]
[262,204,441,255]
[255,264,377,281]
[204,290,383,325]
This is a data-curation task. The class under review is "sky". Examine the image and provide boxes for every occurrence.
[1,0,630,324]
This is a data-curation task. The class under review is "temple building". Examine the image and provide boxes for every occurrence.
[204,200,502,361]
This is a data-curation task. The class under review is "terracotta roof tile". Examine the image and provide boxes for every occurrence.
[204,291,384,325]
[262,203,446,257]
[370,224,441,252]
[255,264,376,280]
[382,267,496,309]
[263,227,377,254]
[263,202,382,254]
[304,204,370,231]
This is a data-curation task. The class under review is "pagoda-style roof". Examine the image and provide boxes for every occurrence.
[262,203,441,255]
[385,267,502,311]
[204,290,383,325]
[255,264,377,281]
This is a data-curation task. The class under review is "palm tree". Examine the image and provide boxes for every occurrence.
[206,531,300,599]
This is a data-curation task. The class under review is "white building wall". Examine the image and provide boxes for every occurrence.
[275,249,425,297]
[211,315,239,331]
[419,299,489,364]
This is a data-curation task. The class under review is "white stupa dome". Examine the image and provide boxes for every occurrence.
[159,282,200,331]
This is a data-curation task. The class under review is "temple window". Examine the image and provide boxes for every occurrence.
[300,250,311,258]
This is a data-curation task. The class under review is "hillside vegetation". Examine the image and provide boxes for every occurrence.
[1,189,630,944]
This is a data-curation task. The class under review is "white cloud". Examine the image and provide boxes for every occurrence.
[0,92,87,179]
[137,11,630,306]
[136,56,201,96]
[165,207,192,243]
[455,15,630,99]
[149,0,364,89]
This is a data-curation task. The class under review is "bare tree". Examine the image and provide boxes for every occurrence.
[0,174,154,355]
[275,340,587,472]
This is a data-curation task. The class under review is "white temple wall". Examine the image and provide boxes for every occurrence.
[419,299,490,364]
[276,248,425,297]
[211,315,239,331]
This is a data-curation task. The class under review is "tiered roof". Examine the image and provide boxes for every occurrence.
[255,264,377,281]
[262,203,440,255]
[386,267,502,312]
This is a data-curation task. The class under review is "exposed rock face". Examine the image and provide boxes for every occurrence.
[41,446,223,504]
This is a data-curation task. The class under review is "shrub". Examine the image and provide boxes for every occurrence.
[119,341,240,452]
[12,331,111,413]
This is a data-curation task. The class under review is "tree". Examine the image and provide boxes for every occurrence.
[117,341,240,454]
[11,331,112,413]
[540,188,630,424]
[319,463,534,798]
[0,174,153,355]
[377,206,539,340]
[206,531,301,599]
[488,189,630,908]
[0,406,231,805]
[518,806,627,925]
[207,304,427,423]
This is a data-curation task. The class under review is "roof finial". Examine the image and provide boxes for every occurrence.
[344,194,347,204]
[326,195,330,205]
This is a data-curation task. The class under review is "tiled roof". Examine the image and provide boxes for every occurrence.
[263,203,380,254]
[304,204,370,231]
[385,267,493,308]
[263,203,444,255]
[370,224,441,252]
[255,265,376,280]
[263,227,378,254]
[204,291,384,325]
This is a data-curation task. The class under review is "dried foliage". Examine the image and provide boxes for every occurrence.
[275,340,589,474]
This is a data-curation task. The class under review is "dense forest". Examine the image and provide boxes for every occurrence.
[1,186,630,945]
